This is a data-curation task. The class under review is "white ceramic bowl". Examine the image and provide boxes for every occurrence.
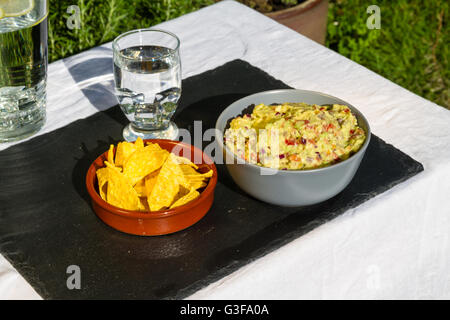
[215,89,371,206]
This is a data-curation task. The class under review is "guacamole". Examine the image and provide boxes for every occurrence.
[224,103,366,170]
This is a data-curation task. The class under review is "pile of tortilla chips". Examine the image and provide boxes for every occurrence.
[96,138,213,212]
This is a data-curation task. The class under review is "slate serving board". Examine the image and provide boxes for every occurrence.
[0,59,423,299]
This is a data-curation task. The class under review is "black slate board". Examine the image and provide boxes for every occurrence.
[0,59,423,299]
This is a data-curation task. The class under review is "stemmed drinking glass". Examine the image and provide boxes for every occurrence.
[112,29,181,141]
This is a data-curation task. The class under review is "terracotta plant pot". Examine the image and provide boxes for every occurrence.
[266,0,329,44]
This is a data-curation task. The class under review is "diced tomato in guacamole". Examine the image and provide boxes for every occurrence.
[224,102,366,170]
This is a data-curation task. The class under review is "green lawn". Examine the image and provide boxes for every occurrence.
[48,0,215,61]
[326,0,448,109]
[48,0,449,109]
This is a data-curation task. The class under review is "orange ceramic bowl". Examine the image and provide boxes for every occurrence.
[86,139,218,236]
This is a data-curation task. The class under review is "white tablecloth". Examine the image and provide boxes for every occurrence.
[1,0,449,299]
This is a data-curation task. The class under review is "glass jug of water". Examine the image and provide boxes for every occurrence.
[0,0,48,142]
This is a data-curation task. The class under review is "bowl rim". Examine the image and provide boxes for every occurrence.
[215,89,372,174]
[86,139,218,219]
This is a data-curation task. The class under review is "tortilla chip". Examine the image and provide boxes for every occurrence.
[123,146,169,185]
[133,179,146,197]
[95,141,212,212]
[179,164,212,190]
[179,164,198,175]
[172,155,199,170]
[104,161,140,211]
[145,141,165,152]
[134,137,144,149]
[184,171,213,179]
[96,167,109,201]
[107,144,115,164]
[170,188,200,209]
[148,154,181,211]
[144,169,160,197]
[115,141,138,167]
[190,179,209,189]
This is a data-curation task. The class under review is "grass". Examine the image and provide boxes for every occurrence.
[47,0,449,109]
[48,0,215,62]
[327,0,449,109]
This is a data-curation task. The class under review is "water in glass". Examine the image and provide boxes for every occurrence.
[0,0,48,142]
[113,41,181,141]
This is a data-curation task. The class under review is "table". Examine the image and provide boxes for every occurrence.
[1,0,449,299]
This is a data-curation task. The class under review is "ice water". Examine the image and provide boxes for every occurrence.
[0,4,48,142]
[113,45,181,132]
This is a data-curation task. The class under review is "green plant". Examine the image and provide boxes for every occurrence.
[47,0,449,109]
[327,0,449,109]
[236,0,305,13]
[48,0,214,62]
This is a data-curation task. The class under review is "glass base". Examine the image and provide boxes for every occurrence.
[0,116,46,143]
[123,122,179,142]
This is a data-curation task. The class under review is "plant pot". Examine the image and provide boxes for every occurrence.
[266,0,329,44]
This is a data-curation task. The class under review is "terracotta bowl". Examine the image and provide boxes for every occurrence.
[86,139,218,236]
